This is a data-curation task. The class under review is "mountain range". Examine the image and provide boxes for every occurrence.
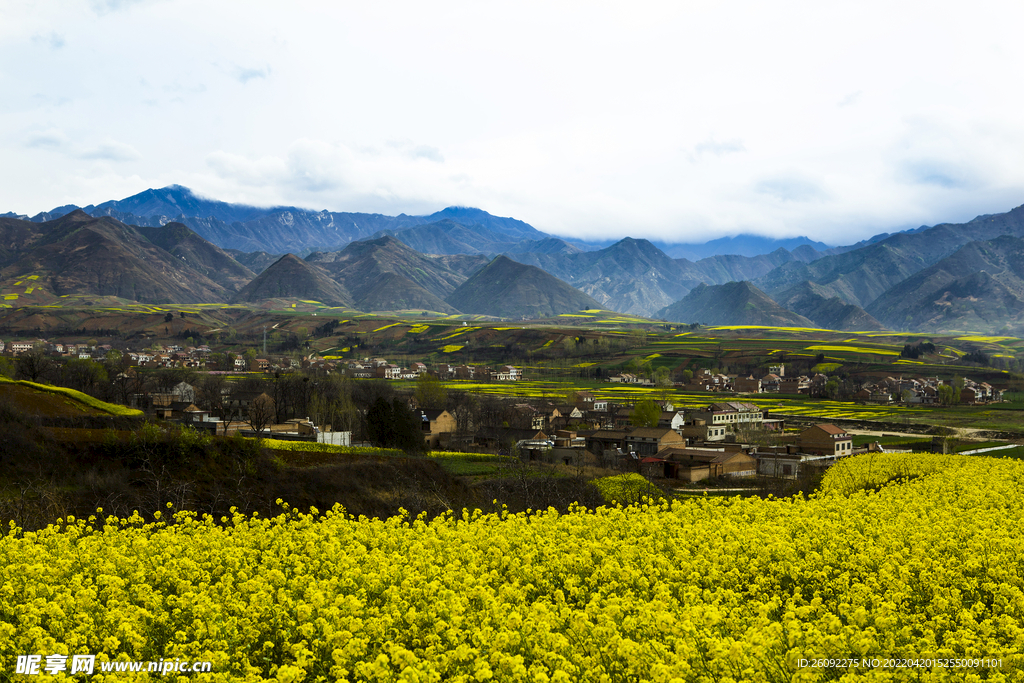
[5,185,1024,333]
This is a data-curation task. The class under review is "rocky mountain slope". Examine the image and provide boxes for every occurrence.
[0,211,234,303]
[655,281,816,327]
[774,281,884,331]
[446,255,601,318]
[230,254,353,307]
[866,235,1024,333]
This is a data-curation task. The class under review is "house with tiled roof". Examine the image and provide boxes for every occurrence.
[798,424,852,456]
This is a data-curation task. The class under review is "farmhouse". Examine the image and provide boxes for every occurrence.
[417,408,456,449]
[623,427,684,456]
[693,402,764,427]
[655,446,757,481]
[798,424,853,456]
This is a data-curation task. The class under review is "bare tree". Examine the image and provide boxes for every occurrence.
[15,348,56,383]
[245,394,276,436]
[111,368,146,407]
[196,374,226,415]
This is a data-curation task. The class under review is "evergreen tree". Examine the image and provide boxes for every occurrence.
[365,397,426,452]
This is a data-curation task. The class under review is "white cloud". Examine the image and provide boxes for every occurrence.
[692,138,746,158]
[78,139,142,162]
[235,66,270,84]
[23,129,140,162]
[2,0,1024,246]
[755,176,828,203]
[26,130,69,148]
[31,32,65,50]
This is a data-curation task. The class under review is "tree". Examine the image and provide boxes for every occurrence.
[196,374,226,414]
[825,378,840,400]
[0,357,13,379]
[654,366,671,387]
[448,390,478,441]
[15,348,55,383]
[953,375,966,401]
[111,368,145,406]
[415,374,448,409]
[62,358,108,395]
[365,397,425,452]
[630,398,660,428]
[245,394,276,435]
[309,375,357,433]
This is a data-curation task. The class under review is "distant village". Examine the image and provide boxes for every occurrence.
[1,340,1005,483]
[610,362,1003,405]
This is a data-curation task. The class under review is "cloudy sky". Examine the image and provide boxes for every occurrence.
[2,0,1024,245]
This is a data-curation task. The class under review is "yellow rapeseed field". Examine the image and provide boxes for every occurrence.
[1,454,1021,681]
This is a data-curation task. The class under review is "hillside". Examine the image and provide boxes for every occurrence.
[656,281,815,327]
[224,249,283,274]
[230,254,353,306]
[136,222,255,292]
[308,236,465,296]
[346,271,458,313]
[756,203,1024,308]
[445,255,601,318]
[513,238,697,315]
[866,235,1024,333]
[428,253,490,277]
[775,281,885,331]
[0,211,233,304]
[680,248,807,286]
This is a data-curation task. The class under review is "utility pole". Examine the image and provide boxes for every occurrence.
[263,326,267,356]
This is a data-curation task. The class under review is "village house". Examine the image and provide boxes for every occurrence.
[574,391,595,408]
[583,429,629,463]
[454,365,476,380]
[654,446,757,481]
[678,421,729,443]
[223,390,275,420]
[733,375,763,393]
[657,410,686,431]
[9,340,35,354]
[756,452,806,478]
[798,424,853,456]
[417,409,457,449]
[550,405,587,430]
[623,427,684,457]
[778,375,811,394]
[375,364,402,379]
[491,365,522,381]
[692,402,764,428]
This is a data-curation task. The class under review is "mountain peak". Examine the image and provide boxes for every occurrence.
[657,280,814,327]
[447,255,601,318]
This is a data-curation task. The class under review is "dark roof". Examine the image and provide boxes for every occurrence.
[626,427,681,439]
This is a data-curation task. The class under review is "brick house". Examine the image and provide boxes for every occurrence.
[798,424,853,456]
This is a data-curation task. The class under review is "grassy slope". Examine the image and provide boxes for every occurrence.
[0,378,143,417]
